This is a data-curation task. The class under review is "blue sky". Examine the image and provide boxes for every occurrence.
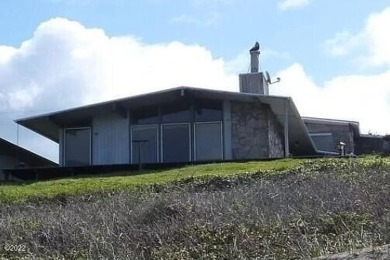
[1,0,388,78]
[0,0,389,161]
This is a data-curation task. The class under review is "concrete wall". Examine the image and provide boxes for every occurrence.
[231,101,275,159]
[356,135,385,155]
[385,140,390,154]
[304,122,355,154]
[92,113,130,165]
[239,73,269,95]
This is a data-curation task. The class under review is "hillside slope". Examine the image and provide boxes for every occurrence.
[0,157,389,259]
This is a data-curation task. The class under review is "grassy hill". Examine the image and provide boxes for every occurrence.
[0,156,390,259]
[0,159,301,204]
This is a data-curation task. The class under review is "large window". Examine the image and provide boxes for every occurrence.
[194,99,222,122]
[131,125,159,164]
[64,128,91,166]
[132,107,159,124]
[161,102,190,123]
[194,122,223,161]
[161,124,191,163]
[310,133,336,152]
[130,100,224,164]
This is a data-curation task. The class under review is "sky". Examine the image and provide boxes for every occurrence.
[0,0,389,162]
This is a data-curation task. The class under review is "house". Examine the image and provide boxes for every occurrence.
[14,44,386,168]
[16,48,322,167]
[356,134,390,155]
[303,117,390,155]
[385,135,390,154]
[303,117,360,155]
[0,137,57,180]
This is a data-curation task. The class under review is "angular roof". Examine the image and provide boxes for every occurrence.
[302,116,360,137]
[0,137,57,168]
[16,87,317,156]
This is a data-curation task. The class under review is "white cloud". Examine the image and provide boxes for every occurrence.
[325,7,390,68]
[278,0,310,10]
[272,63,390,135]
[324,31,364,57]
[225,48,291,75]
[0,46,17,64]
[0,17,238,161]
[365,7,390,67]
[0,17,237,114]
[1,12,390,163]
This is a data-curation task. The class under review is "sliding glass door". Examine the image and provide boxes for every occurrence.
[194,122,223,161]
[161,123,190,163]
[64,127,91,166]
[131,125,159,164]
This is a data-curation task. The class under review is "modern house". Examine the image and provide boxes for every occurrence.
[14,44,388,168]
[303,117,390,155]
[303,117,360,155]
[0,137,57,180]
[356,134,390,155]
[16,48,322,167]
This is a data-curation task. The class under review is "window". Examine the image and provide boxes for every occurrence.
[131,125,159,164]
[310,133,336,152]
[132,107,159,124]
[161,102,190,123]
[161,124,191,163]
[194,99,223,122]
[130,99,225,164]
[194,122,223,161]
[64,128,91,166]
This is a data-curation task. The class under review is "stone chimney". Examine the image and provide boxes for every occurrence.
[239,42,269,95]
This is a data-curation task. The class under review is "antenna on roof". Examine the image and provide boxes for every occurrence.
[265,71,281,85]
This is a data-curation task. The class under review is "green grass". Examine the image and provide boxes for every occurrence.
[1,156,390,259]
[0,158,303,204]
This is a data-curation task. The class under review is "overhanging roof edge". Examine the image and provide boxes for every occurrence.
[0,137,57,165]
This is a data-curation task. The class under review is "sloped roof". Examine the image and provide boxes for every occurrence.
[16,87,317,156]
[0,137,57,168]
[302,116,360,137]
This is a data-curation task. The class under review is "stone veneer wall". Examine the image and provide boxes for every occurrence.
[268,109,284,158]
[231,101,270,159]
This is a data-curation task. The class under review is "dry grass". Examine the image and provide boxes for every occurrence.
[0,157,389,259]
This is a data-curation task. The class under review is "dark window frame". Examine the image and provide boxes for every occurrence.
[193,121,223,162]
[130,124,159,164]
[160,123,191,163]
[63,127,92,166]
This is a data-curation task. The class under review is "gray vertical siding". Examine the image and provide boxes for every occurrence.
[92,113,129,165]
[223,100,232,160]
